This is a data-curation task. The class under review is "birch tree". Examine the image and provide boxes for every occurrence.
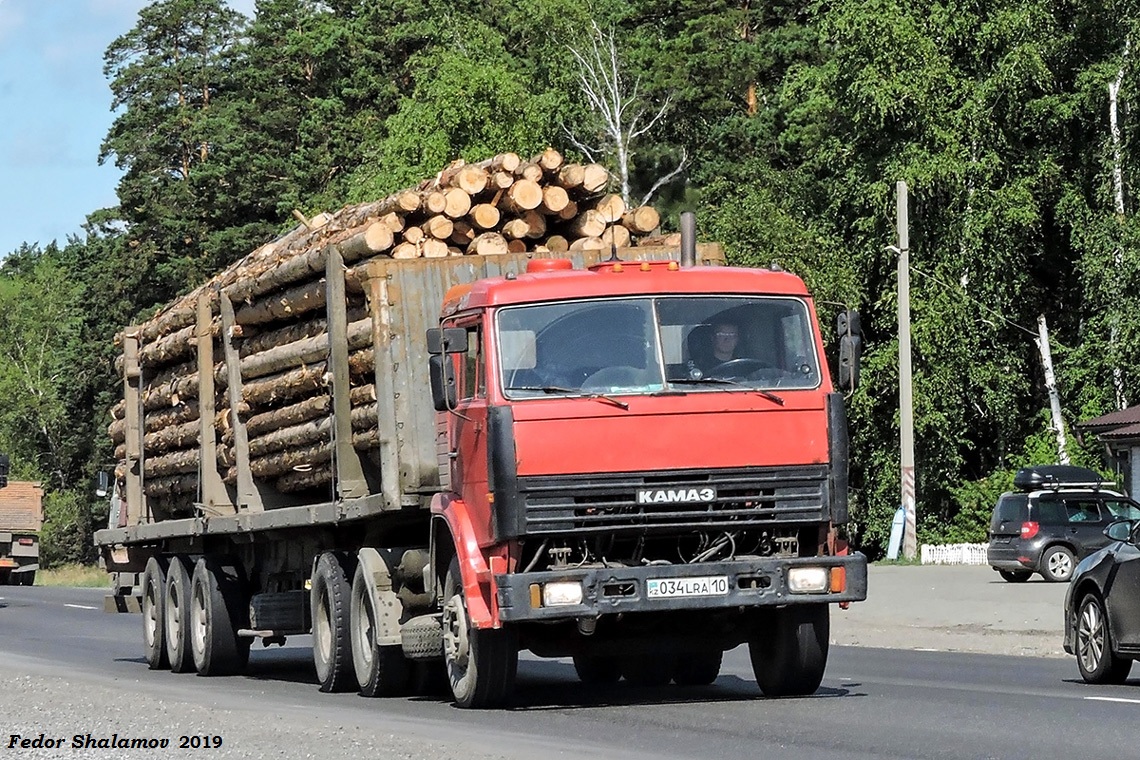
[565,22,685,206]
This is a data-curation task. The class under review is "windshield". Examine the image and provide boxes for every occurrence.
[497,295,822,399]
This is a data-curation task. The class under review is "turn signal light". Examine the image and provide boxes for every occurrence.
[829,567,846,593]
[1020,521,1039,539]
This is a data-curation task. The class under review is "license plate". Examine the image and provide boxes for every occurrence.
[646,576,729,599]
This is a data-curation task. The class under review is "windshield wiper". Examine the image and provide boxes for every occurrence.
[668,377,785,406]
[505,385,630,410]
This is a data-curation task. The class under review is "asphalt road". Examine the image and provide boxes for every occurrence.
[1,569,1138,760]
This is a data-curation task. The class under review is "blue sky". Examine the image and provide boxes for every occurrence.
[0,0,253,257]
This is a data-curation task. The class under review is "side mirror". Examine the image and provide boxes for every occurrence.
[836,310,861,391]
[427,327,469,355]
[1105,518,1133,542]
[0,453,9,489]
[96,470,111,499]
[429,355,457,412]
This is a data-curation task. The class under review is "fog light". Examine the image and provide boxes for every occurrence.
[542,581,583,606]
[787,566,829,594]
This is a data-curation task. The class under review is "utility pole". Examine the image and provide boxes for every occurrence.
[1036,315,1070,465]
[897,181,917,560]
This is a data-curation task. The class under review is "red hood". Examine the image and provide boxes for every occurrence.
[509,391,828,476]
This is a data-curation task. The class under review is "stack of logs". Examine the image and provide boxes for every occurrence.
[108,148,662,512]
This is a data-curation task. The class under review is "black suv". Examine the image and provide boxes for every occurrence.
[987,465,1140,583]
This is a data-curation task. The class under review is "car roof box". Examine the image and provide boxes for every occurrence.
[1013,464,1112,492]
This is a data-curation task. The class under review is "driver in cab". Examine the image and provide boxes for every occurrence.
[700,322,740,374]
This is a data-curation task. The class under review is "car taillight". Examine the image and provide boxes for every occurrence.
[1020,521,1039,539]
[17,538,34,546]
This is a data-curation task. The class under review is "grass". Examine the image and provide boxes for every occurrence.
[36,563,110,587]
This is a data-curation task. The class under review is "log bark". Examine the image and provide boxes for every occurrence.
[339,222,394,261]
[507,239,527,253]
[144,447,200,478]
[241,318,372,380]
[557,200,579,221]
[248,405,377,458]
[237,305,367,358]
[275,466,331,493]
[139,321,212,367]
[143,473,199,497]
[144,418,202,454]
[242,363,327,407]
[621,205,660,234]
[235,277,327,326]
[243,384,374,439]
[450,221,475,246]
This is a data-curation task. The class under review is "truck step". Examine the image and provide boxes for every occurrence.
[400,613,443,660]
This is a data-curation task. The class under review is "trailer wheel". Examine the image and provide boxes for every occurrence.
[622,654,673,687]
[312,552,357,693]
[164,556,195,673]
[749,604,829,697]
[141,557,169,670]
[673,650,723,686]
[349,560,408,697]
[442,557,517,708]
[572,655,622,686]
[189,557,250,676]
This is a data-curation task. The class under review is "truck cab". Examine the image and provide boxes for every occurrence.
[427,253,866,705]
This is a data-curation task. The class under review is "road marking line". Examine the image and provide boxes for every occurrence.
[1085,696,1140,705]
[64,603,98,610]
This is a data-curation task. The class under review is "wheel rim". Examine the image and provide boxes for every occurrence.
[355,585,374,673]
[166,582,181,646]
[1049,551,1072,579]
[143,582,159,649]
[315,585,333,664]
[442,593,470,676]
[1078,600,1105,674]
[191,581,207,657]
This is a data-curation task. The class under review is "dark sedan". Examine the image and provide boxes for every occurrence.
[1063,519,1140,683]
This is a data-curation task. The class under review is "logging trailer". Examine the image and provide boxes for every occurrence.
[95,212,866,708]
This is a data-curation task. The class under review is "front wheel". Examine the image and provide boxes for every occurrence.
[673,650,723,686]
[1076,593,1133,684]
[311,552,357,693]
[573,655,622,686]
[442,557,518,708]
[998,569,1033,583]
[349,560,408,697]
[749,604,829,697]
[1041,546,1075,583]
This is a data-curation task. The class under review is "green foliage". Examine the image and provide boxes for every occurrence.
[39,489,104,569]
[8,0,1140,563]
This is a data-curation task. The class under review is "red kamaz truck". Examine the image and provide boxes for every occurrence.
[96,216,866,708]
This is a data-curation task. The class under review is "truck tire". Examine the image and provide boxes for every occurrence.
[442,556,518,708]
[622,654,673,687]
[312,552,357,692]
[573,655,622,686]
[673,650,723,686]
[164,556,195,673]
[141,557,169,670]
[189,556,250,676]
[749,604,829,697]
[349,560,408,697]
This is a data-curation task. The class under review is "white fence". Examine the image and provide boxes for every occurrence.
[920,543,988,565]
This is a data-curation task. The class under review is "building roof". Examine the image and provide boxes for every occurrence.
[1076,405,1140,432]
[0,481,44,533]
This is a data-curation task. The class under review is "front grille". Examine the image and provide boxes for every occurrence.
[518,466,829,535]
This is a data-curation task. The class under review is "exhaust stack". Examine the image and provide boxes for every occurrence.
[680,212,696,267]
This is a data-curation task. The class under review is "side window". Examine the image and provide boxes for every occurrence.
[1103,500,1140,521]
[1063,499,1101,523]
[1033,498,1065,525]
[460,326,483,401]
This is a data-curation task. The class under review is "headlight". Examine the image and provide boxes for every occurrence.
[542,581,584,606]
[787,566,829,594]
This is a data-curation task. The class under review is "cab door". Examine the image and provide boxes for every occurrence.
[446,320,493,544]
[1107,532,1140,649]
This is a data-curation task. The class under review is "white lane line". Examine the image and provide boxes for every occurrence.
[64,603,98,610]
[1085,696,1140,705]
